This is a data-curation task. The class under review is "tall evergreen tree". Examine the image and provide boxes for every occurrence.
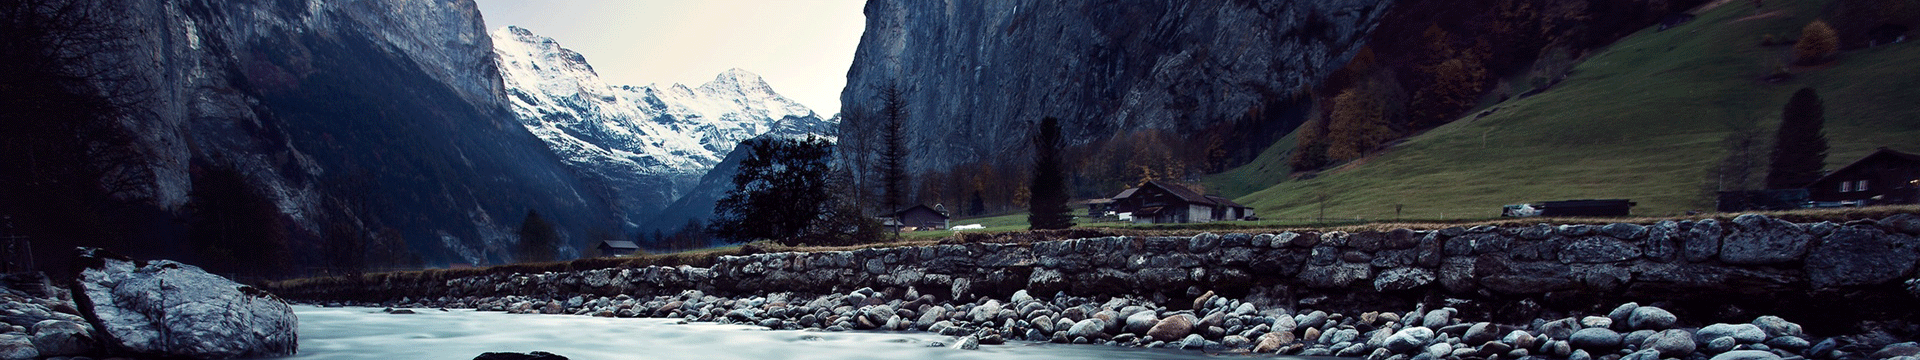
[877,85,911,217]
[516,210,558,263]
[1766,88,1829,189]
[1029,117,1075,230]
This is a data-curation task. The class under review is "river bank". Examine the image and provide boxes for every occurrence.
[265,213,1920,359]
[272,214,1920,331]
[303,283,1920,360]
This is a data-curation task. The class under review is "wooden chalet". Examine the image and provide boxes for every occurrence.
[1805,147,1920,205]
[890,204,951,231]
[1110,181,1252,224]
[596,240,640,256]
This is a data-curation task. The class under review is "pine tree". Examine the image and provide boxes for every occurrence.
[1028,117,1075,230]
[516,210,558,262]
[1766,88,1829,189]
[877,84,911,218]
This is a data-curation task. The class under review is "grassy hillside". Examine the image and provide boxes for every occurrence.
[1216,0,1920,220]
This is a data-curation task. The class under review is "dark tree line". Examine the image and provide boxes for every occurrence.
[0,0,168,273]
[640,219,711,253]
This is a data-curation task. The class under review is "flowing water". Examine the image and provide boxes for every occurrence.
[267,305,1283,360]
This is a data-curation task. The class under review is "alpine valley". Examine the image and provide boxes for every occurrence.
[8,0,829,269]
[491,26,836,234]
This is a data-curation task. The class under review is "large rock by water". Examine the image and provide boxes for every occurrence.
[1147,314,1196,342]
[71,248,297,359]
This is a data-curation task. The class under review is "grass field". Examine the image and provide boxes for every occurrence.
[1211,0,1920,220]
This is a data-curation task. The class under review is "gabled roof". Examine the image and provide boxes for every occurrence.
[894,204,950,219]
[598,240,639,250]
[1206,195,1247,208]
[1144,180,1214,205]
[1114,181,1245,208]
[1808,147,1920,186]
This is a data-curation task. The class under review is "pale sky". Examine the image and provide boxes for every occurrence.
[475,0,868,116]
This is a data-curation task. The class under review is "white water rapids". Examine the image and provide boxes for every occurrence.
[260,305,1282,360]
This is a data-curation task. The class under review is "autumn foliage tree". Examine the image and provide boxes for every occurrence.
[1793,20,1839,65]
[1327,87,1395,161]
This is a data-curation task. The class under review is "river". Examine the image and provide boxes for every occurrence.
[267,305,1274,360]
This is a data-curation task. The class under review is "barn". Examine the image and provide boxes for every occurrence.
[1805,147,1920,206]
[1109,181,1252,224]
[890,204,951,231]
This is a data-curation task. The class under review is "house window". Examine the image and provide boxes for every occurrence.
[1841,181,1852,192]
[1857,180,1869,191]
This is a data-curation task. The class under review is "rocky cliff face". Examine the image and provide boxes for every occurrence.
[92,0,613,265]
[491,26,835,230]
[839,0,1394,172]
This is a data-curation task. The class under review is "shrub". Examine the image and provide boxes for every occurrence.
[1793,20,1840,65]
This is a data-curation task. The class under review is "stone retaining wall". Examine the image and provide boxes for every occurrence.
[269,214,1920,333]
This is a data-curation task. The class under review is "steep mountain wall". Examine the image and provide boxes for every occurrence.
[839,0,1394,172]
[91,0,613,266]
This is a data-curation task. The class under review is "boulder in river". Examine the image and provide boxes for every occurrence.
[1146,314,1195,342]
[70,248,298,359]
[475,351,570,360]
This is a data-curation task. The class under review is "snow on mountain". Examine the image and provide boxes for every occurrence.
[491,26,834,227]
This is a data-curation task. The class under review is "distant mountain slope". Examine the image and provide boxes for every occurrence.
[1225,0,1920,220]
[491,26,835,229]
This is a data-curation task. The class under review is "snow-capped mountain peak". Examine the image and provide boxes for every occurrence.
[699,68,773,96]
[491,26,836,228]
